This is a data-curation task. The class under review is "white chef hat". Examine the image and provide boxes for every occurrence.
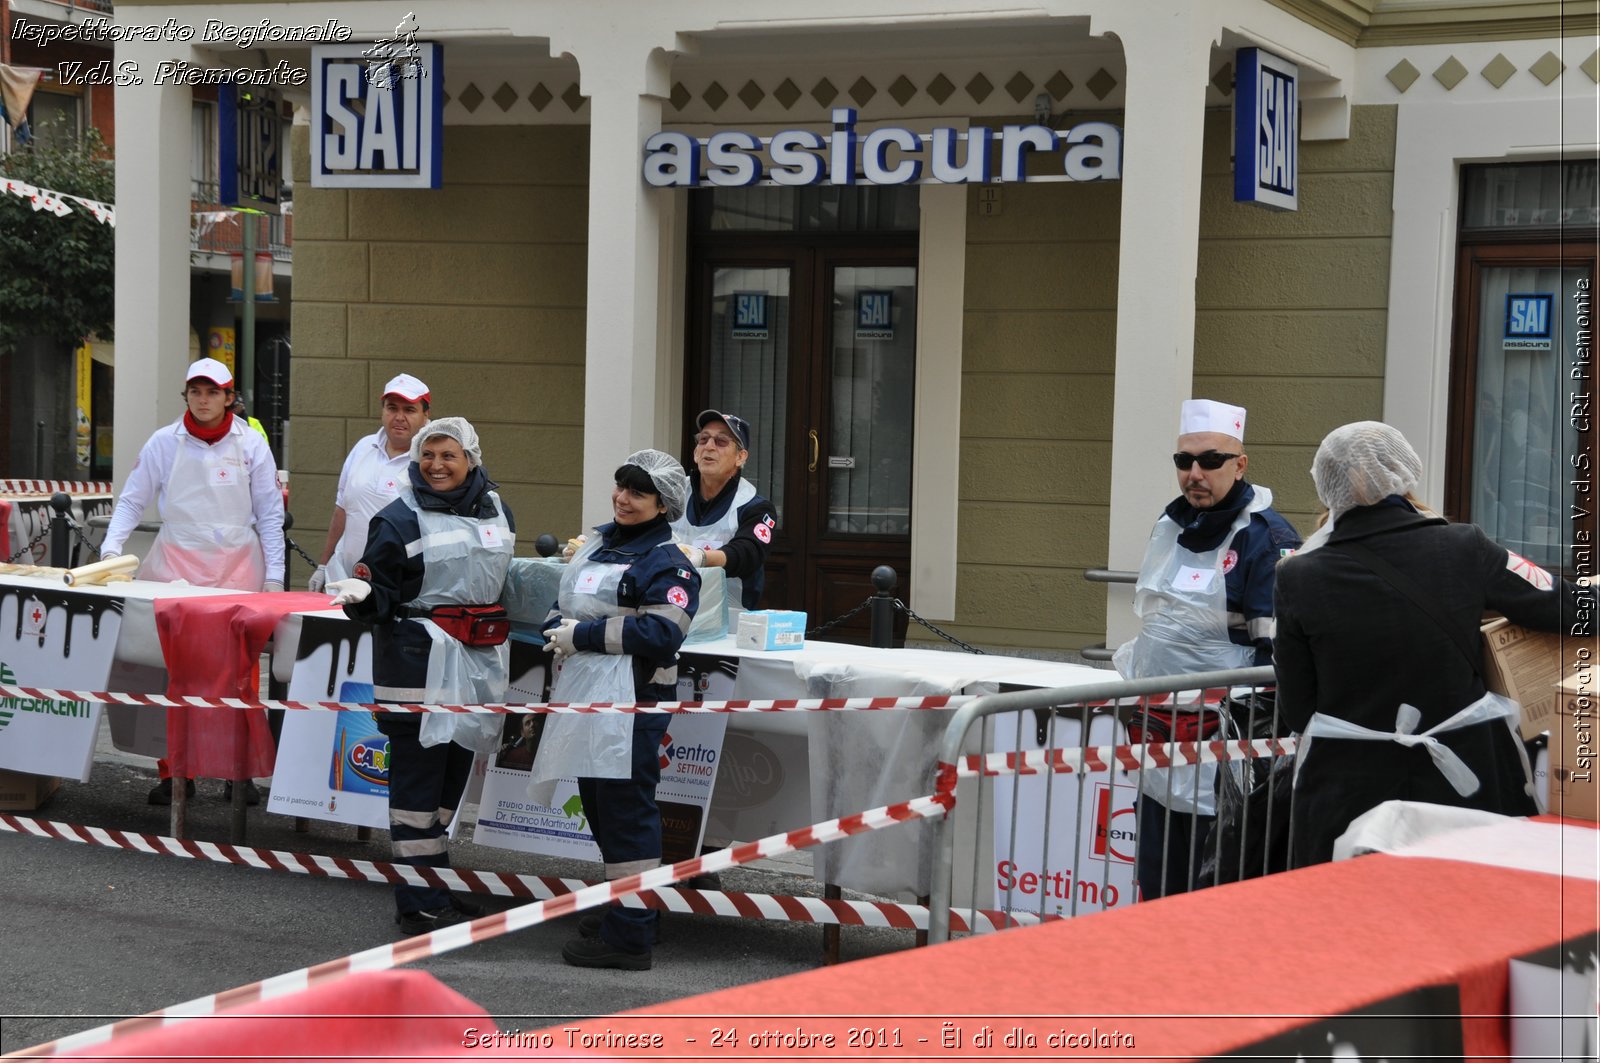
[1179,399,1247,442]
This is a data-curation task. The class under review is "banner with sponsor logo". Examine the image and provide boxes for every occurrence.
[992,710,1140,916]
[267,614,392,828]
[0,582,121,780]
[473,648,727,863]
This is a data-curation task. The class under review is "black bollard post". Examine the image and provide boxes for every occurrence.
[868,565,897,649]
[49,492,72,568]
[534,533,560,558]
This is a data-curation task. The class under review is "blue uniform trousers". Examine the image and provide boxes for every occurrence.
[376,712,475,915]
[578,713,669,954]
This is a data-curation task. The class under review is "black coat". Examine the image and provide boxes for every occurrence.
[1273,501,1591,866]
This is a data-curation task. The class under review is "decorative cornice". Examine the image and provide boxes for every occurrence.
[1267,0,1599,46]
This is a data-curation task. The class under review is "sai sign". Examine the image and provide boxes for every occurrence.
[1234,47,1298,212]
[218,86,283,214]
[1505,293,1555,351]
[311,43,442,188]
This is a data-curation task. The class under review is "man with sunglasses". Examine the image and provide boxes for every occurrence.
[673,409,778,624]
[1113,398,1300,900]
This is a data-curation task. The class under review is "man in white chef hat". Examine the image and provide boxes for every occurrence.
[1112,399,1301,901]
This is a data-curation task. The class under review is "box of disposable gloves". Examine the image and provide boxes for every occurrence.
[736,610,807,651]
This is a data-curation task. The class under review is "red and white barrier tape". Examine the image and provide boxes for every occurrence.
[0,480,113,496]
[0,684,1248,718]
[951,735,1299,780]
[13,790,957,1059]
[0,811,1028,935]
[0,684,971,716]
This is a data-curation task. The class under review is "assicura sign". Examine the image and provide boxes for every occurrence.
[643,108,1122,188]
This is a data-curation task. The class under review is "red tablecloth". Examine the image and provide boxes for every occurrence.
[64,970,487,1061]
[153,592,332,779]
[554,853,1598,1061]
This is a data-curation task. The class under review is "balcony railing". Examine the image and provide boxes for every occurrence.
[29,0,116,15]
[191,180,293,262]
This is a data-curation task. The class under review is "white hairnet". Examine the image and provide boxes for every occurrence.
[411,416,483,468]
[622,448,690,522]
[1300,421,1423,553]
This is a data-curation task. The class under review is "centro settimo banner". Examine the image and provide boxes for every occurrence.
[0,584,122,781]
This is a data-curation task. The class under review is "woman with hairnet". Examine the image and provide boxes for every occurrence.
[1273,421,1593,866]
[326,417,515,935]
[540,449,699,971]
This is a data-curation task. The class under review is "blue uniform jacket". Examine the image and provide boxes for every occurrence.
[683,468,777,611]
[1164,481,1301,666]
[542,517,700,701]
[343,467,515,701]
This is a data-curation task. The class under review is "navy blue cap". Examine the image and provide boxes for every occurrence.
[697,410,751,450]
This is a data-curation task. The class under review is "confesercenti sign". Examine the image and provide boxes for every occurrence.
[643,108,1122,188]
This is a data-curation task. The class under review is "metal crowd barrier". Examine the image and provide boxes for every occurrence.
[927,666,1289,944]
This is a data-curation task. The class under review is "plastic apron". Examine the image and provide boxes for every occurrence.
[673,478,756,621]
[1294,691,1531,800]
[327,450,406,584]
[140,429,266,592]
[401,487,515,753]
[530,534,637,793]
[1113,488,1271,814]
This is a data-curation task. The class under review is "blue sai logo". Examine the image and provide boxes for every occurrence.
[1233,47,1299,212]
[1505,293,1553,350]
[730,291,768,339]
[855,291,894,340]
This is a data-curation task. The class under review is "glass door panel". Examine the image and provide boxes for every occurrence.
[824,265,917,538]
[1471,266,1587,568]
[706,266,790,525]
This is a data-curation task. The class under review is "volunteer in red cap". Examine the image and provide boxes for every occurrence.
[309,373,431,592]
[102,357,285,592]
[101,357,287,805]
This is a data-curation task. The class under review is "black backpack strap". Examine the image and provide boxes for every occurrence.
[1326,539,1482,678]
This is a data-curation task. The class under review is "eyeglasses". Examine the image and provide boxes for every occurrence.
[695,433,738,449]
[1172,450,1240,471]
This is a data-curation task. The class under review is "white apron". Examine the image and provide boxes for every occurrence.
[401,486,516,753]
[1113,488,1272,814]
[673,477,756,622]
[140,429,265,592]
[327,450,406,584]
[530,533,637,794]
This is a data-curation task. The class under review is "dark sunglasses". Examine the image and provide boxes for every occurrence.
[1172,450,1240,471]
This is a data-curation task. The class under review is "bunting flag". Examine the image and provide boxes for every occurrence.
[0,176,115,226]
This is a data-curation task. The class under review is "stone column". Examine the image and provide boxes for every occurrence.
[112,42,196,491]
[1095,8,1216,647]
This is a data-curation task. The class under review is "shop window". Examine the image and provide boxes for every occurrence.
[1448,162,1599,573]
[700,185,919,233]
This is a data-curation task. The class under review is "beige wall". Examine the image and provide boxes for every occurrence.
[287,125,590,566]
[1195,104,1397,531]
[941,103,1396,652]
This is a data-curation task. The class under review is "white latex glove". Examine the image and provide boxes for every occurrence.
[560,534,588,562]
[326,577,372,607]
[676,543,707,568]
[307,565,328,593]
[542,618,579,658]
[262,580,285,593]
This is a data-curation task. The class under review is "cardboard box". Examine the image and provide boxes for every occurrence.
[736,610,807,652]
[1482,618,1565,740]
[1548,675,1600,823]
[0,770,61,812]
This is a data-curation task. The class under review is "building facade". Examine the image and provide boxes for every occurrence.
[110,0,1599,650]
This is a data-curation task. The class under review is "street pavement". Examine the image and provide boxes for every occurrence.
[0,736,915,1055]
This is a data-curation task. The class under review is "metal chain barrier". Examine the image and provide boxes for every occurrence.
[284,535,320,572]
[4,525,51,564]
[62,511,102,559]
[805,597,873,638]
[893,597,986,654]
